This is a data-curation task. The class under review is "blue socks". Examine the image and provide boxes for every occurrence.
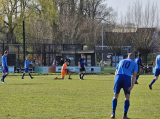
[112,99,130,116]
[4,74,7,78]
[22,73,25,78]
[124,100,130,116]
[136,75,139,80]
[29,73,32,78]
[112,98,117,114]
[1,74,8,82]
[150,79,156,86]
[79,74,81,79]
[1,76,4,82]
[22,73,32,78]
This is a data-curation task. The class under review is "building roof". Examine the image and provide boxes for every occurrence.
[60,50,118,54]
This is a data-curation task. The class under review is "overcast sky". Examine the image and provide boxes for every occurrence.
[107,0,160,16]
[106,0,160,26]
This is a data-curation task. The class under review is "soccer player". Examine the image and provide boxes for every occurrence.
[149,55,160,90]
[110,53,138,119]
[21,57,34,79]
[55,60,72,80]
[134,54,144,84]
[79,54,86,80]
[1,50,9,83]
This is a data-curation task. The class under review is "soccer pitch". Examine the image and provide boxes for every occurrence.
[0,75,160,119]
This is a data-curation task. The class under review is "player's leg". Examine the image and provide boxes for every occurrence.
[123,94,130,119]
[1,67,9,83]
[22,72,25,79]
[111,93,119,118]
[111,75,121,118]
[68,70,72,79]
[79,69,82,79]
[149,76,158,90]
[135,73,139,84]
[3,71,9,79]
[135,67,140,84]
[1,72,5,83]
[149,69,159,89]
[28,71,34,79]
[55,76,64,80]
[81,68,86,79]
[123,75,131,119]
[55,72,65,80]
[22,68,28,79]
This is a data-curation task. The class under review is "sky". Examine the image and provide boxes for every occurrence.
[106,0,160,26]
[107,0,160,17]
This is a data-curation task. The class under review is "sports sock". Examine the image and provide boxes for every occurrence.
[69,73,71,78]
[1,75,4,82]
[112,98,117,114]
[82,73,85,77]
[22,73,25,78]
[3,74,8,78]
[29,73,32,78]
[124,100,130,116]
[79,74,81,79]
[136,75,139,81]
[150,79,156,86]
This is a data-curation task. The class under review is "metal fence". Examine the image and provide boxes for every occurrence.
[0,43,83,68]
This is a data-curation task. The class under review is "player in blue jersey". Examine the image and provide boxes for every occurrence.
[79,54,86,80]
[134,54,144,84]
[111,53,138,119]
[149,55,160,90]
[21,57,34,79]
[1,51,9,83]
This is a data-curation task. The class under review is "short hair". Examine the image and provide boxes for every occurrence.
[128,53,135,59]
[81,54,84,56]
[138,54,141,57]
[4,50,8,54]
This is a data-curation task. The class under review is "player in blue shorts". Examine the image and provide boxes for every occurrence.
[134,54,144,84]
[1,50,9,83]
[21,57,34,79]
[111,53,138,119]
[79,54,86,80]
[149,55,160,90]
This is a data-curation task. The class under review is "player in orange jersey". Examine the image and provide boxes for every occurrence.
[55,60,72,80]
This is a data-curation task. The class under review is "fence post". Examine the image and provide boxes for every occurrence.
[23,21,25,63]
[43,44,46,66]
[63,44,65,51]
[49,44,50,65]
[18,46,19,67]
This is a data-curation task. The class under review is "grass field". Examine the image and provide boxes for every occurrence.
[0,74,160,119]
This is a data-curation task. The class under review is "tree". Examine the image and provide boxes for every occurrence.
[0,0,58,43]
[116,0,160,64]
[53,0,116,49]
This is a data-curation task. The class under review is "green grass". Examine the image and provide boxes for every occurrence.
[0,75,160,119]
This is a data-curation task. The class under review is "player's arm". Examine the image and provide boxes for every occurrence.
[129,71,137,91]
[2,57,5,70]
[114,69,117,80]
[79,59,81,69]
[62,66,67,70]
[29,61,33,65]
